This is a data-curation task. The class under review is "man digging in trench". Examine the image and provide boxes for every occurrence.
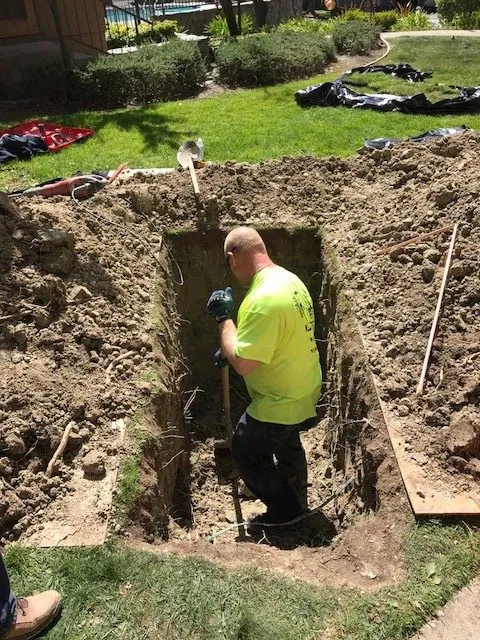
[207,227,322,529]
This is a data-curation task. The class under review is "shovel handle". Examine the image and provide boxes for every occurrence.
[187,156,200,196]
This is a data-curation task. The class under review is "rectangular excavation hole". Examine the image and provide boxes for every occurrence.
[146,227,380,547]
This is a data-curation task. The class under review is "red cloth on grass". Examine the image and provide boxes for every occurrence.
[0,120,94,152]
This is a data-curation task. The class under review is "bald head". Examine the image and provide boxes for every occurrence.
[224,227,273,286]
[224,227,267,256]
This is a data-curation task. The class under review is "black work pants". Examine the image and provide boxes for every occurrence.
[0,554,15,637]
[231,412,311,520]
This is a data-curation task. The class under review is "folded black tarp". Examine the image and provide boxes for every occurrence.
[343,63,432,83]
[0,134,49,165]
[364,125,472,150]
[295,64,480,114]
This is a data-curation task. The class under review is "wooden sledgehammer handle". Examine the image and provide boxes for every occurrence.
[221,365,231,414]
[220,359,246,540]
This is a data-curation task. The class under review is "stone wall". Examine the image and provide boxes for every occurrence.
[156,0,303,35]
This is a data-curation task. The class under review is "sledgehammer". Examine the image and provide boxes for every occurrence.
[215,354,246,540]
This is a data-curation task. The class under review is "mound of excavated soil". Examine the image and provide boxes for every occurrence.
[0,132,479,583]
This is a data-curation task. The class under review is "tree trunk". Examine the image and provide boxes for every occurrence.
[47,0,71,70]
[252,0,269,28]
[220,0,240,36]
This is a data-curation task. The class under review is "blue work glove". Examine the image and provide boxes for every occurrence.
[207,287,234,323]
[214,349,228,369]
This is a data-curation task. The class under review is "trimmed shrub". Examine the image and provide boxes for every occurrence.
[332,20,380,55]
[136,19,179,44]
[372,10,398,30]
[394,9,430,30]
[340,8,370,21]
[79,42,206,107]
[26,61,83,102]
[276,16,332,33]
[106,23,136,49]
[216,32,335,88]
[340,9,398,30]
[106,20,179,49]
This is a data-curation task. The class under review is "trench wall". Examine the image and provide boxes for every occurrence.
[130,227,390,538]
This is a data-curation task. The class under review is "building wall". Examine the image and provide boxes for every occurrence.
[0,0,106,52]
[0,0,106,99]
[0,0,40,38]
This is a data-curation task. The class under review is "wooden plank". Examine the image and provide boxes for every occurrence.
[357,325,480,517]
[376,387,480,516]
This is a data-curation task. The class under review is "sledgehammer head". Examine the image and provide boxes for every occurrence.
[213,437,238,485]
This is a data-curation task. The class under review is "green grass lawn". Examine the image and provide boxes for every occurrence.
[5,523,480,639]
[1,37,479,191]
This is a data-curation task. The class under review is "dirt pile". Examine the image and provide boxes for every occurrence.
[0,131,479,562]
[0,192,162,543]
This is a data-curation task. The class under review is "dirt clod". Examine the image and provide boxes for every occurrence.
[446,407,480,456]
[82,450,106,479]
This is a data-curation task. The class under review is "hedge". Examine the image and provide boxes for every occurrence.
[106,19,179,49]
[372,10,398,30]
[215,32,336,88]
[332,20,380,55]
[76,41,206,108]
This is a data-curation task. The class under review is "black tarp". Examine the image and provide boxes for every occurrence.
[0,134,49,165]
[364,125,471,150]
[295,64,480,114]
[343,63,432,83]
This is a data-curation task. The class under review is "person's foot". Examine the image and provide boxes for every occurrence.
[4,591,62,640]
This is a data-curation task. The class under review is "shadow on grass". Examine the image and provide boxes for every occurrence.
[0,103,189,154]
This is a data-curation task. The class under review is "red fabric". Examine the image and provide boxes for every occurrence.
[0,120,94,152]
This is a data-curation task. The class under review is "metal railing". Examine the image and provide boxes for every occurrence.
[106,0,219,26]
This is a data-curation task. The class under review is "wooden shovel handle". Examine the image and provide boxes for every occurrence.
[187,156,200,195]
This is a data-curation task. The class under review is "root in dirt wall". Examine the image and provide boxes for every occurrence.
[319,239,397,520]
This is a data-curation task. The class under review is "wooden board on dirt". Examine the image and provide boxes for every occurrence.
[21,418,127,548]
[372,374,480,517]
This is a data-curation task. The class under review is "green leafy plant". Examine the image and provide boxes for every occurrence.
[437,0,478,25]
[341,8,371,21]
[106,19,179,49]
[206,13,231,38]
[451,10,480,27]
[206,13,254,40]
[396,1,413,17]
[78,41,206,108]
[332,20,380,55]
[395,9,430,30]
[276,16,333,33]
[106,22,136,49]
[136,19,180,44]
[215,31,335,88]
